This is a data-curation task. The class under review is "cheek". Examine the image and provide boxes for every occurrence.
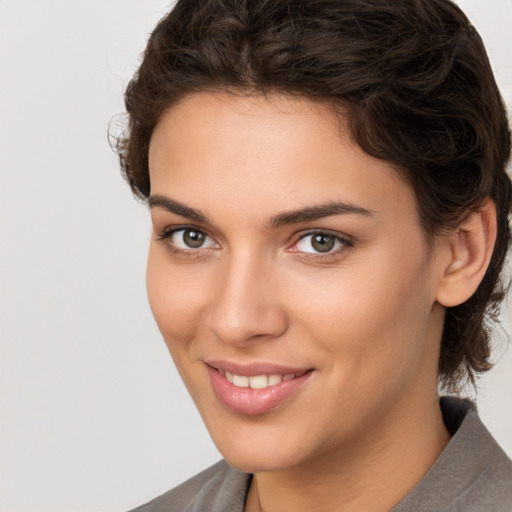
[288,248,434,377]
[146,245,209,350]
[281,256,436,438]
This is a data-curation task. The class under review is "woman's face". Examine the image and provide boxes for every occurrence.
[147,92,447,472]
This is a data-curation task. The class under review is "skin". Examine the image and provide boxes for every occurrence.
[146,91,492,512]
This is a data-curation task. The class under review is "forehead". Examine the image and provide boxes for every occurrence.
[148,91,418,226]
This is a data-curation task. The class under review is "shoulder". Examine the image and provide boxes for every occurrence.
[128,460,251,512]
[453,404,512,511]
[393,397,512,512]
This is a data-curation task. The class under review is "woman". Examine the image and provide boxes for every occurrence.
[116,0,512,510]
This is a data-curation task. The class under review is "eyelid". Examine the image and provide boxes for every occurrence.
[292,228,353,244]
[156,225,220,252]
[158,224,210,240]
[156,225,353,261]
[287,229,354,256]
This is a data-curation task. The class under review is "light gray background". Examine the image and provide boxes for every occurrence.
[0,1,511,511]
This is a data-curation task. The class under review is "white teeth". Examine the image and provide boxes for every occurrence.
[249,375,269,389]
[268,374,283,386]
[223,371,300,389]
[232,374,249,387]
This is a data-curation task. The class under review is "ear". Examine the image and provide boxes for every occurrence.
[435,199,497,308]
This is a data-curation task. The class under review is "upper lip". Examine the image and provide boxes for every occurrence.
[205,359,313,376]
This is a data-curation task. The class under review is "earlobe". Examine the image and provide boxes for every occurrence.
[436,199,497,308]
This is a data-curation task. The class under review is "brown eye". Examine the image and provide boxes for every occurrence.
[183,230,205,248]
[294,232,348,255]
[311,234,335,253]
[166,228,217,250]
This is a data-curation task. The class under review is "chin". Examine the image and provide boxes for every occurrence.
[204,417,315,474]
[221,445,303,474]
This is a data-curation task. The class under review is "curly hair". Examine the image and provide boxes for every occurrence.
[115,0,512,391]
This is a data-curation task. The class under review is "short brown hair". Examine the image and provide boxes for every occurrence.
[115,0,512,391]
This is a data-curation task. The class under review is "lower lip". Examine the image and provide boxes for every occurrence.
[206,365,313,416]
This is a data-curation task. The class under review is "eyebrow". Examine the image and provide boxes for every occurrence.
[148,194,375,228]
[148,195,211,224]
[268,201,375,229]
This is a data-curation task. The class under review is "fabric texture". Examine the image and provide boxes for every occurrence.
[129,397,512,512]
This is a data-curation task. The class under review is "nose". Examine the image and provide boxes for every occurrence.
[206,253,288,346]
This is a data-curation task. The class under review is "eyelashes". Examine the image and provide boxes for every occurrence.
[156,226,354,261]
[155,226,219,260]
[159,227,218,250]
[291,230,354,256]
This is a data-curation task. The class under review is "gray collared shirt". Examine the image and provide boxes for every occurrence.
[130,397,512,511]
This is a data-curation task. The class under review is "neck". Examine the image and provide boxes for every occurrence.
[245,391,450,512]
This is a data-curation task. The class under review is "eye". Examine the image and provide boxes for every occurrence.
[163,228,217,250]
[293,232,351,254]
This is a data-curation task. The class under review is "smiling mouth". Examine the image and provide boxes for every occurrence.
[216,368,310,389]
[206,363,314,415]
